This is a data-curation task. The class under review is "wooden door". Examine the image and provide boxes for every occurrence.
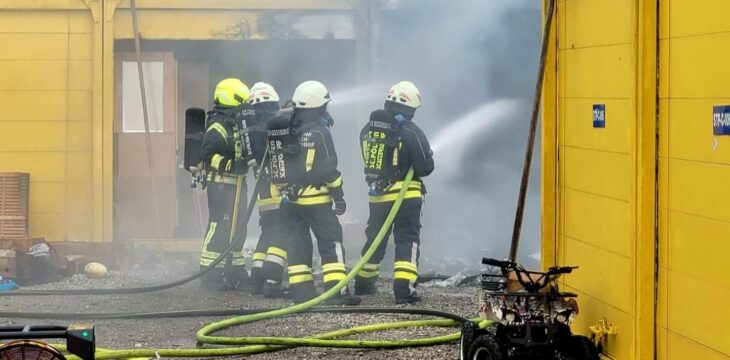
[114,52,177,241]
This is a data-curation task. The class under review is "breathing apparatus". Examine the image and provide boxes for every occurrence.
[363,81,421,196]
[184,107,207,189]
[266,114,304,203]
[363,109,402,196]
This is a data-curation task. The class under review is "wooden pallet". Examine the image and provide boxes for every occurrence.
[0,172,30,242]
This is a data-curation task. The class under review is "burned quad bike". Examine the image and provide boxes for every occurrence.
[460,258,598,360]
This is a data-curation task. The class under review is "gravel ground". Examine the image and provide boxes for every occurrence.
[0,267,483,359]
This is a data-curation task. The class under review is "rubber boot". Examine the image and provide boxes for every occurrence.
[250,269,265,295]
[262,280,290,299]
[290,282,319,304]
[324,283,362,306]
[225,266,250,290]
[354,277,377,296]
[324,292,362,306]
[200,268,228,291]
[394,281,421,304]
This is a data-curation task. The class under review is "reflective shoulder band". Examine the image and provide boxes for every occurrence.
[207,123,229,141]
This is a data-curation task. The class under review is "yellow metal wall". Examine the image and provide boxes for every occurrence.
[0,0,358,243]
[657,1,730,359]
[554,0,639,358]
[547,0,730,359]
[0,9,97,242]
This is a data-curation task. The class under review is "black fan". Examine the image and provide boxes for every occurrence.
[0,325,94,360]
[0,340,66,360]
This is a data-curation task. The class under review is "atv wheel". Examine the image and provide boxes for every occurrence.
[554,335,599,360]
[467,333,503,360]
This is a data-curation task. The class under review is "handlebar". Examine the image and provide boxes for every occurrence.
[481,258,578,293]
[549,266,578,274]
[482,258,512,268]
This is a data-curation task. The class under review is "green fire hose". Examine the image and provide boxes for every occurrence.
[49,168,490,359]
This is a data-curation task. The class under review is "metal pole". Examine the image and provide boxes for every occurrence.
[130,0,164,240]
[509,0,557,262]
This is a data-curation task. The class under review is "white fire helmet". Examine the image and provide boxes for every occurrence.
[248,82,280,104]
[292,80,331,109]
[385,81,422,109]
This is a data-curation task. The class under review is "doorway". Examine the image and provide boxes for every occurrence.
[113,52,178,241]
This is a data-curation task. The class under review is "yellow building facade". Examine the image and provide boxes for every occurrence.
[0,0,365,243]
[542,0,730,359]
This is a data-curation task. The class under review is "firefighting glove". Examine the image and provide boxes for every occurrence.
[329,186,346,216]
[334,199,346,216]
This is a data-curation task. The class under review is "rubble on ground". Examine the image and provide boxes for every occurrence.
[2,270,481,359]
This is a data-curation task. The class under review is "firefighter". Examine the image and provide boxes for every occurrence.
[246,82,280,295]
[245,82,292,297]
[268,80,360,305]
[198,78,251,291]
[354,81,434,304]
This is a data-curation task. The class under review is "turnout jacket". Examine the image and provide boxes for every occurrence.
[200,106,245,184]
[290,109,344,206]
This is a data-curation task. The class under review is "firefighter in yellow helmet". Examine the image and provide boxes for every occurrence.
[198,78,252,291]
[354,81,434,304]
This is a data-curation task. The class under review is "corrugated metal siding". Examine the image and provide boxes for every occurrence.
[0,10,95,242]
[550,0,730,359]
[0,0,362,243]
[657,0,730,359]
[556,0,638,358]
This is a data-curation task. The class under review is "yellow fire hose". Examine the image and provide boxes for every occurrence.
[50,168,490,359]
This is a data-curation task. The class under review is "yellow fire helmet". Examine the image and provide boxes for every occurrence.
[214,78,250,107]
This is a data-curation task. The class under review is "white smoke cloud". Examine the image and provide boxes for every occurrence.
[323,0,543,272]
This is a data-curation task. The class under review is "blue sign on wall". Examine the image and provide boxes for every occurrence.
[713,105,730,135]
[593,104,606,128]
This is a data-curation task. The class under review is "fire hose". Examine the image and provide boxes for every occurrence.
[0,0,563,355]
[3,168,491,358]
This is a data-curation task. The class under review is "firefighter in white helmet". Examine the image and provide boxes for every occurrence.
[246,82,309,298]
[246,82,284,296]
[354,81,434,304]
[265,80,360,305]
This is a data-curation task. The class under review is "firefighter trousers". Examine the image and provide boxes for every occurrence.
[282,202,347,302]
[252,209,285,287]
[251,210,276,286]
[356,198,422,298]
[199,179,247,287]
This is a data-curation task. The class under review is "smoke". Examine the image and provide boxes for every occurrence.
[117,0,542,272]
[327,0,542,271]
